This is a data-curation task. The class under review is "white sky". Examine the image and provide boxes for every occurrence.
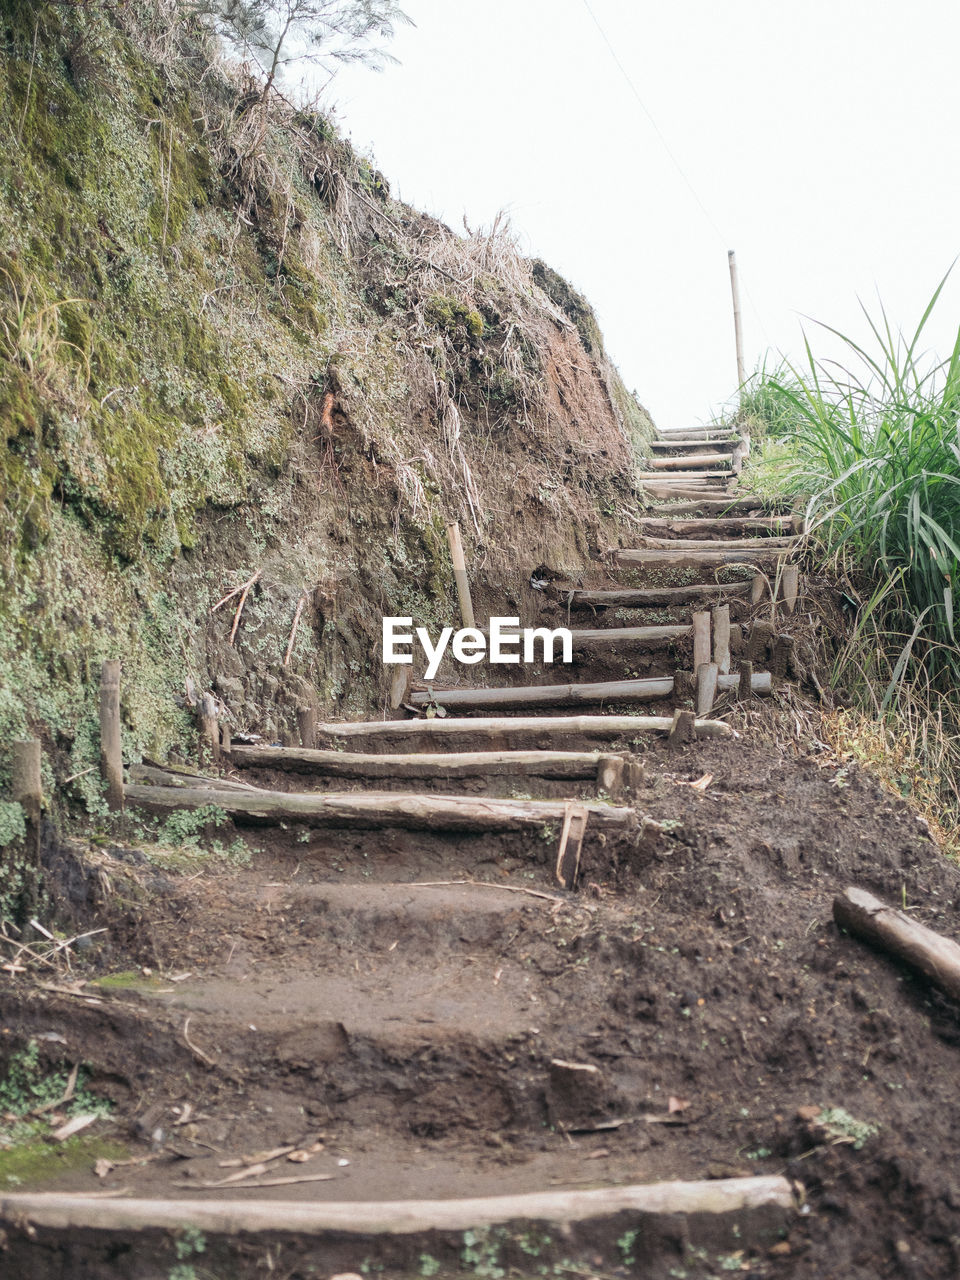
[325,0,960,429]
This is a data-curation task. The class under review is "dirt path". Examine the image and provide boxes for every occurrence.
[5,431,960,1277]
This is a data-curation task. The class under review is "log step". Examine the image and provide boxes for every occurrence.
[639,535,796,551]
[125,782,636,833]
[645,453,735,471]
[140,750,626,784]
[638,516,798,537]
[408,673,770,712]
[560,582,752,608]
[617,547,792,569]
[638,471,735,484]
[569,624,692,645]
[649,437,743,452]
[644,499,777,516]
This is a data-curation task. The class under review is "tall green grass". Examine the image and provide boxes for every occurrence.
[743,276,960,840]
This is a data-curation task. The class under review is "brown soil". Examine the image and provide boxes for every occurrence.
[6,721,960,1278]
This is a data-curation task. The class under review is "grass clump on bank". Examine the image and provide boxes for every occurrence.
[741,276,960,844]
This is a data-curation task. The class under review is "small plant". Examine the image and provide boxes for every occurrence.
[157,805,229,848]
[419,1255,441,1277]
[818,1106,878,1150]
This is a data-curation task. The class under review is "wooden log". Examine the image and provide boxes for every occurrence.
[751,574,766,605]
[668,708,695,749]
[561,583,751,608]
[129,764,270,794]
[719,670,770,694]
[738,660,754,700]
[0,1176,796,1237]
[11,740,42,919]
[644,500,772,516]
[782,564,800,613]
[637,470,734,482]
[646,453,734,471]
[555,804,589,890]
[697,663,719,716]
[713,604,731,674]
[389,665,413,711]
[649,436,741,451]
[834,886,960,1002]
[297,704,318,750]
[123,783,636,834]
[99,660,124,812]
[408,678,675,711]
[220,723,232,753]
[692,610,711,671]
[446,520,475,629]
[641,484,739,502]
[228,715,733,755]
[215,748,624,782]
[617,548,791,570]
[198,692,220,765]
[638,517,797,537]
[639,535,796,552]
[568,625,691,645]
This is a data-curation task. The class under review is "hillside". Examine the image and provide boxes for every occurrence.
[0,1,652,824]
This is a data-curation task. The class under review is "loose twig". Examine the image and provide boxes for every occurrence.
[228,572,261,646]
[182,1017,217,1069]
[283,594,308,667]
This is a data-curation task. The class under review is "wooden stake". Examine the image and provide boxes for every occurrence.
[692,611,711,672]
[696,663,719,717]
[713,604,731,674]
[751,574,765,606]
[198,693,220,765]
[445,520,475,629]
[11,739,41,919]
[389,665,413,711]
[782,564,800,614]
[728,249,746,390]
[99,660,124,812]
[555,804,589,890]
[667,708,696,749]
[834,886,960,1003]
[296,705,317,750]
[738,660,754,701]
[596,755,625,800]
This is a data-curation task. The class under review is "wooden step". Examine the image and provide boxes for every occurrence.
[617,547,792,569]
[637,471,735,484]
[126,783,636,833]
[646,453,734,471]
[409,672,770,712]
[638,516,797,537]
[644,499,775,516]
[559,582,752,608]
[239,714,734,754]
[639,535,796,551]
[140,751,624,784]
[568,624,692,645]
[649,437,743,452]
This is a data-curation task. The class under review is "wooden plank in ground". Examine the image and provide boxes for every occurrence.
[218,748,623,782]
[639,535,796,551]
[645,453,734,470]
[617,548,791,570]
[561,582,751,608]
[228,715,733,758]
[555,804,589,889]
[713,604,731,674]
[124,783,635,834]
[782,564,800,613]
[568,624,691,645]
[692,610,711,670]
[638,517,797,537]
[408,678,674,711]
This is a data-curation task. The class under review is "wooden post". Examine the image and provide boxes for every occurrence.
[220,723,232,754]
[713,604,731,674]
[696,663,719,717]
[199,693,220,765]
[555,803,589,891]
[11,739,42,919]
[782,565,799,614]
[596,755,625,800]
[99,660,124,812]
[667,708,696,749]
[750,574,765,606]
[692,611,711,672]
[445,519,475,629]
[728,249,746,390]
[297,704,318,750]
[738,660,754,701]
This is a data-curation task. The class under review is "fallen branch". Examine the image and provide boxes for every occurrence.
[211,569,261,616]
[182,1017,217,1070]
[283,594,307,667]
[225,572,261,646]
[834,886,960,1001]
[412,880,565,904]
